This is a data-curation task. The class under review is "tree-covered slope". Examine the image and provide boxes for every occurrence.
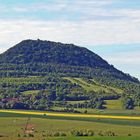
[0,39,139,111]
[0,39,109,68]
[0,39,138,83]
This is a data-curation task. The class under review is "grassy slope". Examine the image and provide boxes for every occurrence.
[54,107,140,115]
[0,76,123,95]
[0,76,123,94]
[22,90,39,95]
[0,76,139,114]
[67,99,123,110]
[104,99,123,110]
[64,77,123,94]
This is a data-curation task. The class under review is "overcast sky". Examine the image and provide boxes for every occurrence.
[0,0,140,79]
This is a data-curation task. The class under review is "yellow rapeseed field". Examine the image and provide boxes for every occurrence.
[0,110,140,120]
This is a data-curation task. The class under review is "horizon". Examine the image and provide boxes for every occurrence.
[0,0,140,79]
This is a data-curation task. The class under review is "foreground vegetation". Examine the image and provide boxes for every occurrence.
[0,76,140,112]
[47,137,140,140]
[0,110,140,139]
[1,136,140,140]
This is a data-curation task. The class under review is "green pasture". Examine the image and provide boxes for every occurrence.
[64,77,123,94]
[47,137,140,140]
[0,110,140,140]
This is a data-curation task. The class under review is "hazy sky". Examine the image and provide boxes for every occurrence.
[0,0,140,79]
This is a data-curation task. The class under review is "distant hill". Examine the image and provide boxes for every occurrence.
[0,39,138,83]
[0,39,140,111]
[0,39,109,68]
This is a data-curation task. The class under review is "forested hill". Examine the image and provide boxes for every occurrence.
[0,39,109,68]
[0,39,140,111]
[0,39,139,83]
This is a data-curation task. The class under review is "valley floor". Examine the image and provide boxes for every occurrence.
[0,109,140,140]
[0,136,140,140]
[0,109,140,120]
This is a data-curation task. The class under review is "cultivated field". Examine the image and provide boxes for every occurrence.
[0,110,140,140]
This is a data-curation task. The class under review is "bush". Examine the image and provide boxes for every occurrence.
[46,132,53,137]
[104,131,116,136]
[71,129,94,137]
[71,130,80,136]
[53,132,60,137]
[28,133,34,137]
[42,133,46,137]
[84,110,87,114]
[98,131,104,136]
[60,133,67,137]
[17,133,21,137]
[87,130,94,136]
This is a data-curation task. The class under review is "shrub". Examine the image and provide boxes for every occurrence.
[60,133,67,137]
[28,133,34,137]
[71,130,80,136]
[71,129,94,137]
[17,133,21,137]
[53,132,60,137]
[84,110,87,114]
[87,130,94,136]
[104,131,116,136]
[98,131,104,136]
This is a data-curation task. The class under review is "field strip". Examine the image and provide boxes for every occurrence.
[0,110,140,120]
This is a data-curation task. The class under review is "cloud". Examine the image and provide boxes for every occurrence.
[0,1,69,13]
[0,0,125,20]
[101,50,140,79]
[13,2,68,12]
[106,51,140,65]
[0,0,140,22]
[0,18,140,52]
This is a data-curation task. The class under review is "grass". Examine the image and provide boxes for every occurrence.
[0,136,139,140]
[1,109,140,120]
[0,76,123,95]
[1,110,140,127]
[0,76,139,140]
[0,110,140,139]
[0,116,140,137]
[47,137,140,140]
[0,137,140,140]
[66,100,86,105]
[67,99,122,110]
[104,99,123,110]
[64,77,123,94]
[52,105,140,116]
[1,112,140,127]
[22,90,39,95]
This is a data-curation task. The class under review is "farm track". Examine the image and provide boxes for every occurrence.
[0,110,140,120]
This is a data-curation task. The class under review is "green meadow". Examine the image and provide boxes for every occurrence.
[0,110,140,140]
